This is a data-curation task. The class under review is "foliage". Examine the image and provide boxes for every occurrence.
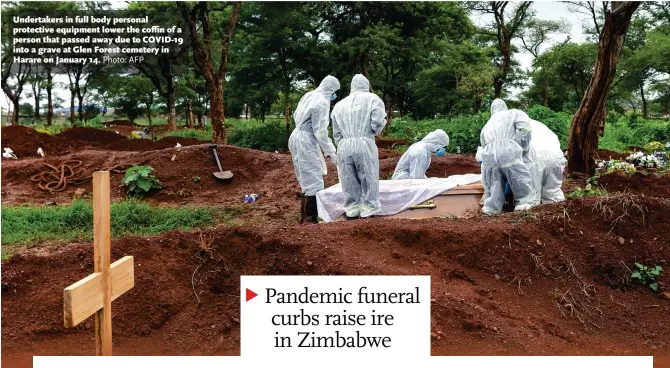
[644,141,666,153]
[228,120,288,152]
[0,199,242,247]
[122,165,162,197]
[631,263,663,292]
[568,183,607,198]
[164,128,212,141]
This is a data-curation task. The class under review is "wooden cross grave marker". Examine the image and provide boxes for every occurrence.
[63,171,135,356]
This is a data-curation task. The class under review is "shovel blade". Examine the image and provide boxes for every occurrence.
[213,171,234,180]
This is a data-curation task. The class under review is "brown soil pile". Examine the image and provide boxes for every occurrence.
[1,126,203,159]
[379,153,480,180]
[1,126,73,157]
[103,119,137,127]
[2,196,669,365]
[376,137,409,149]
[596,149,628,161]
[600,171,670,198]
[58,127,127,146]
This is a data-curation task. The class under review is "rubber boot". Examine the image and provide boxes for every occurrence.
[306,195,319,223]
[299,195,307,224]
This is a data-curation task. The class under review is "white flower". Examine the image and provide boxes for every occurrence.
[37,148,44,157]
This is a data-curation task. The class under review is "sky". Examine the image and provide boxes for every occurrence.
[0,1,592,111]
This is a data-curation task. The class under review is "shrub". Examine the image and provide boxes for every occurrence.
[164,128,211,141]
[122,165,161,197]
[631,263,662,292]
[228,120,288,152]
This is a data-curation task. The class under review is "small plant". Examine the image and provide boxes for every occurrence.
[130,131,142,139]
[193,176,201,183]
[602,160,636,175]
[122,165,161,197]
[568,183,606,198]
[631,263,663,291]
[392,144,409,154]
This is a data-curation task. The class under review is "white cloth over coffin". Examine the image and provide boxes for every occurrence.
[316,173,481,222]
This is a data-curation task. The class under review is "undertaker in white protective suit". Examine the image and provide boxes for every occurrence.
[331,74,387,219]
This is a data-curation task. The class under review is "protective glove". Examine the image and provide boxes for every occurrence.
[475,146,483,164]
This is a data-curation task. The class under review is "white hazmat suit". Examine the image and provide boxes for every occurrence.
[392,129,450,180]
[288,76,339,196]
[526,120,566,205]
[331,74,387,218]
[480,102,535,215]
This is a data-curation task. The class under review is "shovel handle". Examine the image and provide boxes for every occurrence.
[210,146,224,173]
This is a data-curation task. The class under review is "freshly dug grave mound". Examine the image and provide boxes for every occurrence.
[376,137,409,149]
[102,119,137,127]
[600,171,670,198]
[1,195,669,365]
[596,149,628,161]
[58,127,127,146]
[379,153,480,179]
[1,125,79,157]
[1,126,204,160]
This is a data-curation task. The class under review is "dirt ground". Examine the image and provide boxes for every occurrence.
[2,127,670,366]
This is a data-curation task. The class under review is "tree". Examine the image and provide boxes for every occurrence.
[469,1,534,98]
[520,19,570,107]
[178,1,242,144]
[1,61,31,125]
[567,2,641,175]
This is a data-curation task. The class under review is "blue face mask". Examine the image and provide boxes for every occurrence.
[330,93,336,101]
[436,147,446,157]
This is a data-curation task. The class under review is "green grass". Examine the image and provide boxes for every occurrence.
[1,199,243,253]
[163,128,212,141]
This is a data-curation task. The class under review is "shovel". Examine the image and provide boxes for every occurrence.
[209,144,233,181]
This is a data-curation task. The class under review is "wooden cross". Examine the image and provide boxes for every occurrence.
[63,171,135,356]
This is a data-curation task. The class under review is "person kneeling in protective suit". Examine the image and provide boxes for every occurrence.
[288,75,340,223]
[477,98,513,206]
[525,119,567,205]
[479,101,536,215]
[331,74,387,219]
[391,129,450,180]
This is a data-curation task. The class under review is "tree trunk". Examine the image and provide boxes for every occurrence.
[77,95,84,122]
[11,99,19,126]
[32,85,40,120]
[639,82,647,119]
[493,77,503,99]
[198,112,204,128]
[146,95,153,125]
[474,96,482,113]
[210,82,226,144]
[186,99,194,128]
[70,92,76,124]
[245,104,249,120]
[166,80,177,131]
[567,3,640,175]
[46,70,53,126]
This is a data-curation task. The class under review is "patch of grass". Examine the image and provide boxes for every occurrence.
[1,199,243,250]
[631,263,663,292]
[163,128,212,141]
[568,184,607,198]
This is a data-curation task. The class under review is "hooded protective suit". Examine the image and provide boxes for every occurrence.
[526,120,566,205]
[478,98,508,205]
[331,74,387,218]
[392,129,450,180]
[479,104,535,215]
[288,76,339,196]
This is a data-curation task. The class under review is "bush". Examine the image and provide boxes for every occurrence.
[385,113,489,154]
[228,120,288,152]
[122,165,161,197]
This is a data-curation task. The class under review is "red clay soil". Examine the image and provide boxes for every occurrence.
[596,149,628,161]
[2,196,669,366]
[600,171,670,198]
[376,137,409,149]
[1,126,202,159]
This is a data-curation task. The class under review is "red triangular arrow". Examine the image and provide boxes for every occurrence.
[246,288,258,302]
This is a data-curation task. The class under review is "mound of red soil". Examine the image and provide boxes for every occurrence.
[2,196,669,364]
[103,119,137,127]
[105,136,203,151]
[376,137,409,149]
[1,125,81,157]
[600,171,670,198]
[596,149,628,161]
[57,127,126,145]
[379,153,480,179]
